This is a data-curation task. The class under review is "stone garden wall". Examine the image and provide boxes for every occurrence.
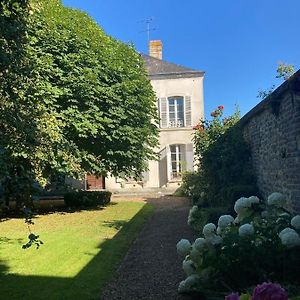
[239,70,300,211]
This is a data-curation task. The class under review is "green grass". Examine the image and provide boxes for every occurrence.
[0,201,154,300]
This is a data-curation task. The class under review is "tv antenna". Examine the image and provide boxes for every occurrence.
[138,17,158,41]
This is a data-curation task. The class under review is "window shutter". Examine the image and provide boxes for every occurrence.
[142,170,149,182]
[159,97,168,128]
[185,96,192,127]
[185,143,194,171]
[159,146,169,187]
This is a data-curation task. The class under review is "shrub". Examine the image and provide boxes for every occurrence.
[64,191,111,208]
[188,206,228,232]
[185,106,258,209]
[177,192,300,298]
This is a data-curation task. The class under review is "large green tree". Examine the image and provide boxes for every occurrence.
[0,0,158,209]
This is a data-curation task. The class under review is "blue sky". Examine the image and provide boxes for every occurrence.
[63,0,299,118]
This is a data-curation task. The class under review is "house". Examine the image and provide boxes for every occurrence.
[105,40,205,190]
[68,40,204,191]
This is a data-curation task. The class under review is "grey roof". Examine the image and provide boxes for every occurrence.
[141,53,204,79]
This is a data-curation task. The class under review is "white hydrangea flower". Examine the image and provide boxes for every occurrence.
[189,246,202,264]
[206,234,223,246]
[188,205,198,225]
[267,192,286,207]
[238,223,254,237]
[279,227,300,248]
[184,274,200,289]
[182,259,196,276]
[178,280,187,293]
[202,223,216,237]
[218,215,234,228]
[291,215,300,230]
[234,197,251,215]
[234,216,241,224]
[216,226,223,235]
[190,205,198,214]
[248,196,260,204]
[279,227,294,239]
[176,239,191,257]
[193,238,207,251]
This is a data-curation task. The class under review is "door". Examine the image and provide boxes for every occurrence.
[86,175,105,190]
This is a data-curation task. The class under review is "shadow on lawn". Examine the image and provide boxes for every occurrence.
[0,237,23,245]
[0,203,153,300]
[0,202,118,222]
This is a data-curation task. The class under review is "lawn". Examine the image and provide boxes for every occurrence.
[0,201,154,300]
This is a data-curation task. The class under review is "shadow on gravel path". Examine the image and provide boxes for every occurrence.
[100,196,196,300]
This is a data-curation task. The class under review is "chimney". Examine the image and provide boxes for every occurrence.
[149,40,162,60]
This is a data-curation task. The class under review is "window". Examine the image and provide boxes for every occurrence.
[159,96,191,128]
[170,144,185,179]
[168,97,184,127]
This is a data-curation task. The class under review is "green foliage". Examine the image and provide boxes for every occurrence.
[276,62,295,80]
[0,0,158,209]
[184,106,258,209]
[257,61,295,99]
[64,191,112,208]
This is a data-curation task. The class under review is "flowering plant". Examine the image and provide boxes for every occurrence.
[226,282,289,300]
[184,105,257,212]
[177,193,300,298]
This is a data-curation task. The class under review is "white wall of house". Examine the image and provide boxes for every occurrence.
[105,74,204,190]
[151,76,204,127]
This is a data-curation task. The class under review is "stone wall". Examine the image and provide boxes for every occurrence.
[239,70,300,211]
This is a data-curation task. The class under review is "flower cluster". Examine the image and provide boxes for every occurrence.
[176,192,300,297]
[234,195,259,223]
[267,192,286,207]
[278,227,300,248]
[187,205,199,226]
[192,123,205,131]
[210,105,224,117]
[226,282,288,300]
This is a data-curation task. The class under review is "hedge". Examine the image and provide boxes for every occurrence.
[64,191,111,208]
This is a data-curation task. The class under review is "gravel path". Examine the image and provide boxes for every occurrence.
[101,196,195,300]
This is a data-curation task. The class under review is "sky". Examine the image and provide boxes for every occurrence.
[62,0,300,118]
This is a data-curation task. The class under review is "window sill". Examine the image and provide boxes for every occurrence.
[160,127,193,132]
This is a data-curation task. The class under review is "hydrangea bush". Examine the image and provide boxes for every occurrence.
[177,193,300,298]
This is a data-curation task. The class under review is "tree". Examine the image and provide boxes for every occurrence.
[0,0,159,209]
[257,62,295,99]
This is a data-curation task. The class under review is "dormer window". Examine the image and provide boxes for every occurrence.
[159,96,192,128]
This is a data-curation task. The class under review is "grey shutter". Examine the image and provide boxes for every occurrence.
[159,97,168,128]
[186,143,194,171]
[142,170,149,182]
[159,146,169,186]
[185,96,192,127]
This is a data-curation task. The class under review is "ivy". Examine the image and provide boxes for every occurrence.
[183,106,258,209]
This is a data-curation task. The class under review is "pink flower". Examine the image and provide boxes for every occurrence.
[210,111,216,117]
[225,292,239,300]
[251,282,288,300]
[218,105,224,110]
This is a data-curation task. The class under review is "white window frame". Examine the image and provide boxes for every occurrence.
[167,96,184,128]
[169,144,185,180]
